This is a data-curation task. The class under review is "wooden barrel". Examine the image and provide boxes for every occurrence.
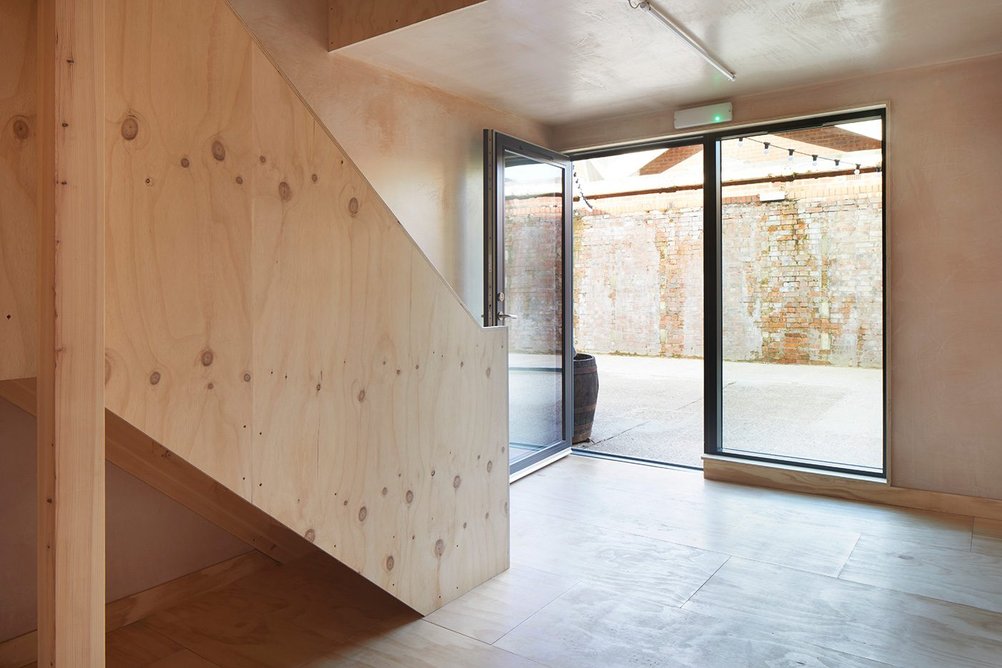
[573,353,599,444]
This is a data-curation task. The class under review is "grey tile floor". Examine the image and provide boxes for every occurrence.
[424,456,1002,668]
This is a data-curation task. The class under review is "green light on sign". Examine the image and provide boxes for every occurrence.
[713,114,723,122]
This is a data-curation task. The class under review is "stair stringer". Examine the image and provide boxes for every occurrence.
[103,0,509,615]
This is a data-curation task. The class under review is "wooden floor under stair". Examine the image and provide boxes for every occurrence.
[30,455,1002,667]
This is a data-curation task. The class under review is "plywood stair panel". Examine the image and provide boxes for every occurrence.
[100,0,509,615]
[0,0,37,382]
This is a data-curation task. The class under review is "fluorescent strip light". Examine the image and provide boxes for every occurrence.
[637,1,736,81]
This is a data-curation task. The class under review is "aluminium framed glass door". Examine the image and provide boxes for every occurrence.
[484,131,574,479]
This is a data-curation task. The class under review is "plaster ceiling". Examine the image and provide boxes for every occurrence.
[337,0,1002,127]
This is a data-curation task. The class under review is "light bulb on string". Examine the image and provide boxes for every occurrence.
[763,142,770,155]
[854,164,861,175]
[787,148,795,163]
[834,159,840,167]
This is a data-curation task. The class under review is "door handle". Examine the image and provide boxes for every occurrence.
[498,312,518,321]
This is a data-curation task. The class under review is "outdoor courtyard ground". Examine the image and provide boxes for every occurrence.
[575,354,883,470]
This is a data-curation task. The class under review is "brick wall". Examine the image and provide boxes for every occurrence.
[503,203,564,354]
[720,180,883,367]
[507,172,883,367]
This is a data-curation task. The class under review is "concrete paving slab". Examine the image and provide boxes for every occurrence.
[576,355,882,470]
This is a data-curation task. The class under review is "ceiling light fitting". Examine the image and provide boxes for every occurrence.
[631,0,736,81]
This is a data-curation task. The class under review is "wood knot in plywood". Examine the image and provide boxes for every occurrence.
[149,371,161,385]
[357,389,366,402]
[311,174,318,183]
[243,372,252,382]
[235,176,244,185]
[201,350,214,366]
[121,116,139,141]
[304,528,316,543]
[211,140,226,161]
[434,539,445,558]
[279,181,292,201]
[405,490,414,504]
[348,197,360,216]
[453,475,462,489]
[358,506,368,522]
[486,460,493,473]
[180,157,190,168]
[12,117,29,140]
[385,555,394,571]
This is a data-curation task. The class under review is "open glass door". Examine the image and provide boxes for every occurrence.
[484,131,573,479]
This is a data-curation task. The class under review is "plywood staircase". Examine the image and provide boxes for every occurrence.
[0,0,509,624]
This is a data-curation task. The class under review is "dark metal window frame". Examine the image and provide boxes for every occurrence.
[485,131,575,477]
[569,108,888,478]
